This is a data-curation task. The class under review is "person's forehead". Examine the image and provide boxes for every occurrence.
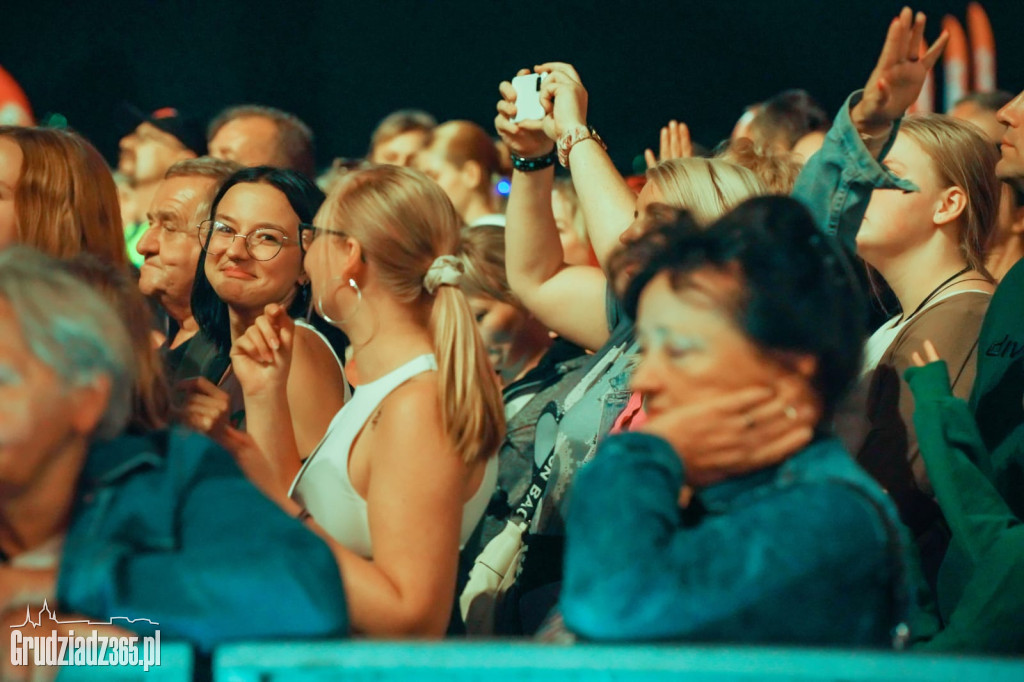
[221,115,278,140]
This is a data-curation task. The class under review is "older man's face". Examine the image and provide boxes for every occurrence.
[137,175,215,319]
[0,298,96,493]
[996,91,1024,181]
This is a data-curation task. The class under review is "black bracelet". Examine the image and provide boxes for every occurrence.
[509,149,557,172]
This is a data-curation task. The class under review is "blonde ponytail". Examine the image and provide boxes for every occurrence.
[431,285,506,462]
[319,164,505,462]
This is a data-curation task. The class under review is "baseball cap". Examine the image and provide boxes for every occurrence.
[123,103,207,155]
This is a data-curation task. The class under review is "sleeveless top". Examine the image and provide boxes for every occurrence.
[218,319,351,431]
[289,353,498,558]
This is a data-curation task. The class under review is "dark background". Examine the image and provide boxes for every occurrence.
[2,0,1022,173]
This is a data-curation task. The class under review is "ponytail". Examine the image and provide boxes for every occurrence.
[430,285,505,462]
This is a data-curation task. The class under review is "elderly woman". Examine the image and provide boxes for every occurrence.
[0,246,347,652]
[559,197,935,646]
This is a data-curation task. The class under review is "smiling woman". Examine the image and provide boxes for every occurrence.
[185,166,349,462]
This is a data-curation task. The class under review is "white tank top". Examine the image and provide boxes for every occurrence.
[288,353,497,558]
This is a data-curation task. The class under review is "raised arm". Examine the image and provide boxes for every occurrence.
[497,70,612,351]
[535,62,637,271]
[792,8,947,249]
[232,304,346,492]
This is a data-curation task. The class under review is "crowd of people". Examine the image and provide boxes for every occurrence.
[1,6,1023,672]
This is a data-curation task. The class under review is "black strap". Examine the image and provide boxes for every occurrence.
[898,266,972,324]
[512,402,560,524]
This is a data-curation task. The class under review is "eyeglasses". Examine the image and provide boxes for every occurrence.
[198,220,298,261]
[298,223,348,251]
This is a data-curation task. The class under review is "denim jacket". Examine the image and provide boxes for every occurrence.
[58,427,348,652]
[791,90,917,251]
[560,433,936,646]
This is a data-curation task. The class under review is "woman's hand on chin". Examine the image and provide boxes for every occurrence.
[639,383,817,487]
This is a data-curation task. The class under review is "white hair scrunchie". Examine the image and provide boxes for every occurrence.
[423,254,464,295]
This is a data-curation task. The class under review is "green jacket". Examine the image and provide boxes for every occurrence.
[904,257,1024,653]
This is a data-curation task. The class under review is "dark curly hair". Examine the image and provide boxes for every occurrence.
[619,195,867,419]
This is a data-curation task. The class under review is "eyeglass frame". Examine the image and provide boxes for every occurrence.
[298,223,349,252]
[197,219,301,261]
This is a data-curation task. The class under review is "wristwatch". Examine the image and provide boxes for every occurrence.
[557,125,606,169]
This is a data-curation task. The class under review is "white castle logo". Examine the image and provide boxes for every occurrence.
[10,600,159,628]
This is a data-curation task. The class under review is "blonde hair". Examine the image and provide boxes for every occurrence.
[646,157,768,225]
[458,224,518,306]
[717,138,802,194]
[0,127,126,266]
[320,165,505,461]
[898,115,999,279]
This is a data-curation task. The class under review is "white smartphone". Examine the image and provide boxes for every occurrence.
[512,73,548,123]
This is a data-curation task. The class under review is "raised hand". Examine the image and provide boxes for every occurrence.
[911,339,942,367]
[852,7,949,136]
[495,68,556,159]
[645,120,693,168]
[229,303,295,397]
[535,62,590,141]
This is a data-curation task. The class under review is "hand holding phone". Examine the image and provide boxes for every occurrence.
[512,73,548,123]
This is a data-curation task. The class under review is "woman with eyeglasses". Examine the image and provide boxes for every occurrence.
[184,166,349,461]
[226,165,505,637]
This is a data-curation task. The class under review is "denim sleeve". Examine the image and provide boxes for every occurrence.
[792,90,917,252]
[57,435,349,651]
[560,432,890,642]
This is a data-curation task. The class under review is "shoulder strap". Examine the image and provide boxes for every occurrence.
[510,343,632,525]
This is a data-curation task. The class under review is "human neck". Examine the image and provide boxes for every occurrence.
[870,242,970,320]
[169,315,199,350]
[986,239,1024,282]
[502,321,553,387]
[0,439,87,560]
[461,194,496,226]
[347,299,435,384]
[228,307,261,344]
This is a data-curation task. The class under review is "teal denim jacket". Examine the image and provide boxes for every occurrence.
[57,427,348,652]
[560,433,929,645]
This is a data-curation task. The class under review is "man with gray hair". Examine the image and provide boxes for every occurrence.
[136,157,241,355]
[0,247,348,652]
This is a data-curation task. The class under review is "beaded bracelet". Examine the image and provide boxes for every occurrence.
[509,149,557,172]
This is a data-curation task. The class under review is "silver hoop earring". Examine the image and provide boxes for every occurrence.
[318,278,362,327]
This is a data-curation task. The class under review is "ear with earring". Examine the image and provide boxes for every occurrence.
[317,277,362,326]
